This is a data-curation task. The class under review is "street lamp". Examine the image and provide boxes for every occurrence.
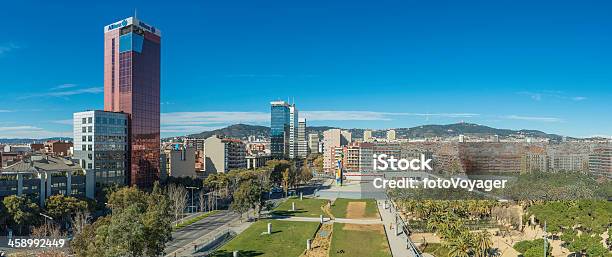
[39,213,54,234]
[186,186,199,213]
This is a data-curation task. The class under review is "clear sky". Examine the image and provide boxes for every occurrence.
[0,0,611,138]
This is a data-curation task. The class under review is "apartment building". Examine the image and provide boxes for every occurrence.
[204,135,247,173]
[322,129,352,172]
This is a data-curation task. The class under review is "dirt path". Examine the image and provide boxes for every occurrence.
[322,201,335,219]
[301,223,334,257]
[345,202,366,219]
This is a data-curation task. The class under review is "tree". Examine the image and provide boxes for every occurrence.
[0,200,8,230]
[71,185,173,257]
[444,231,473,257]
[2,195,40,234]
[100,204,147,257]
[312,154,323,173]
[266,160,291,185]
[45,195,88,228]
[70,210,90,236]
[199,190,207,212]
[70,216,109,257]
[31,221,63,238]
[474,230,492,257]
[282,168,290,197]
[167,184,188,224]
[230,182,252,222]
[299,161,313,185]
[142,182,173,257]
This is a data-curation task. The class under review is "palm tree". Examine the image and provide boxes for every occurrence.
[444,232,473,257]
[474,230,493,257]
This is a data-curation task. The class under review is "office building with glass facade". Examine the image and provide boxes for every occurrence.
[73,110,128,190]
[270,101,290,159]
[103,17,161,187]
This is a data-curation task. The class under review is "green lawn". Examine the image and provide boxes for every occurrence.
[271,197,329,217]
[330,198,379,219]
[329,223,391,257]
[212,220,320,257]
[421,243,451,257]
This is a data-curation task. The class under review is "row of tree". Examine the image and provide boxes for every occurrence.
[0,194,90,236]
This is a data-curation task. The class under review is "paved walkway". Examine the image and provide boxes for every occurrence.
[377,200,417,257]
[270,215,382,224]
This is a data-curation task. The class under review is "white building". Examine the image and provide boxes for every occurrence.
[387,129,396,141]
[73,110,128,189]
[363,130,373,142]
[297,118,308,158]
[288,105,299,159]
[204,136,246,173]
[308,133,320,154]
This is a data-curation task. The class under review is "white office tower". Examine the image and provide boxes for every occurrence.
[73,110,128,188]
[297,118,307,158]
[288,105,299,159]
[363,130,373,142]
[387,129,396,141]
[308,134,320,153]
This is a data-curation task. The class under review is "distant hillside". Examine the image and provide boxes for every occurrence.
[395,123,563,140]
[0,137,72,144]
[187,124,269,139]
[184,123,564,141]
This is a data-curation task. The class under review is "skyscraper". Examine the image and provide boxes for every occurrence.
[297,118,307,158]
[103,17,161,188]
[289,105,299,159]
[270,101,290,159]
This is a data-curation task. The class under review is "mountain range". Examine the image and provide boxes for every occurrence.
[185,123,566,141]
[0,123,570,144]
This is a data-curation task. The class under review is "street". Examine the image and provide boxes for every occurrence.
[164,210,239,256]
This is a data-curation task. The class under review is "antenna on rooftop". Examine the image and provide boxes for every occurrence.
[134,8,138,19]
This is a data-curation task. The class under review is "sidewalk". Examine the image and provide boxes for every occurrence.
[269,215,382,224]
[377,200,416,257]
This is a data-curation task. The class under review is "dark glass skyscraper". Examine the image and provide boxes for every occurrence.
[104,17,161,188]
[270,101,290,159]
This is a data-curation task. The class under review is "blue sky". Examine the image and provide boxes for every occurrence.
[0,0,611,138]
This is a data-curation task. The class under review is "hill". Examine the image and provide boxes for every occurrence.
[184,123,564,141]
[0,137,72,144]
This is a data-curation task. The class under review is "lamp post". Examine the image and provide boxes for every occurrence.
[39,213,53,235]
[186,186,199,213]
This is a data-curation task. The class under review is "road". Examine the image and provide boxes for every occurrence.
[164,210,239,256]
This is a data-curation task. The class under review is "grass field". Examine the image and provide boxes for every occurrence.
[421,243,451,257]
[330,198,379,219]
[271,197,329,217]
[329,223,391,257]
[212,220,320,257]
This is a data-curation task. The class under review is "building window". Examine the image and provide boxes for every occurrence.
[82,145,86,151]
[88,126,93,133]
[88,135,92,142]
[88,117,92,123]
[82,127,87,133]
[82,118,86,124]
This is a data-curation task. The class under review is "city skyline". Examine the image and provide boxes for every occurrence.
[1,1,612,139]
